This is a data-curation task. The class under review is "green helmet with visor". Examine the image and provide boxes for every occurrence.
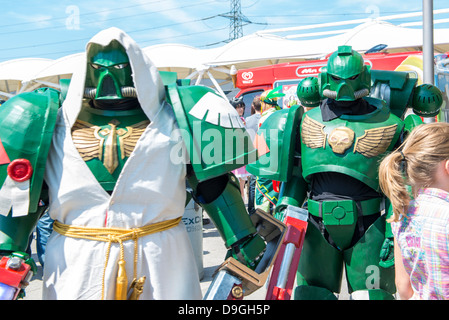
[319,45,371,102]
[84,40,136,100]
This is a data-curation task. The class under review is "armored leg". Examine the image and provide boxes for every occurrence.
[191,173,266,268]
[294,219,343,300]
[343,215,396,300]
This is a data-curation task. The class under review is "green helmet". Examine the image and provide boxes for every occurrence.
[319,45,371,101]
[297,77,320,108]
[84,40,136,100]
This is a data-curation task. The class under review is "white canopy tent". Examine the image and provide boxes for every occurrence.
[142,44,231,97]
[207,20,449,68]
[26,53,84,90]
[333,20,449,53]
[1,8,448,100]
[0,58,54,99]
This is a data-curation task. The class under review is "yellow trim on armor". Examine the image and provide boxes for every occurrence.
[256,179,279,202]
[53,217,182,300]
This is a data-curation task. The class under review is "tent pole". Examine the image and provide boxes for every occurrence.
[207,71,227,99]
[423,0,435,123]
[195,70,204,85]
[423,0,434,85]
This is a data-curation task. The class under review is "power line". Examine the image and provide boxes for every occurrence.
[3,3,441,62]
[0,1,217,36]
[0,0,169,29]
[0,14,222,52]
[0,16,229,60]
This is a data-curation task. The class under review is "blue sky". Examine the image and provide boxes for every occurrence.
[0,0,448,63]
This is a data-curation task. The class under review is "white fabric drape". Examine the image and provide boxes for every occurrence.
[43,27,201,300]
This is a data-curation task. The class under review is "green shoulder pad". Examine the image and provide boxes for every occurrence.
[370,69,417,119]
[0,88,60,213]
[167,84,256,182]
[246,105,303,181]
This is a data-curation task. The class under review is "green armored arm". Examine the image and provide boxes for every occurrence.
[0,88,59,254]
[187,171,265,268]
[0,88,59,299]
[273,77,323,219]
[165,78,268,271]
[246,104,308,221]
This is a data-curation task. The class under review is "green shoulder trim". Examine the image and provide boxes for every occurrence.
[0,88,60,213]
[246,105,303,181]
[167,84,256,182]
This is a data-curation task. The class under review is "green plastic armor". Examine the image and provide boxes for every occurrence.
[166,81,264,267]
[167,83,257,182]
[84,40,135,100]
[0,88,59,252]
[301,97,402,192]
[73,104,150,191]
[320,46,371,101]
[247,45,443,300]
[297,77,321,108]
[0,39,266,296]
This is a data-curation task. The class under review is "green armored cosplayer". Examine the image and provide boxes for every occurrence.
[0,28,270,300]
[247,45,443,300]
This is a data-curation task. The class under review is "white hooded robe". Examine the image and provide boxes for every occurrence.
[42,28,202,300]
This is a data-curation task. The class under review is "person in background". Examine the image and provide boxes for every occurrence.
[230,96,246,120]
[254,88,283,214]
[230,97,251,200]
[244,96,262,214]
[379,122,449,300]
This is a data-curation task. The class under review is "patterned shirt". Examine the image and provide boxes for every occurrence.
[392,188,449,299]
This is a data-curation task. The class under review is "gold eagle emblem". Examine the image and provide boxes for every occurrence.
[302,115,398,158]
[71,119,150,174]
[353,124,398,157]
[301,115,327,149]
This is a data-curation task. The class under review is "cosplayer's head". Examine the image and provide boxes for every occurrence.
[84,40,136,101]
[260,86,285,109]
[319,45,371,102]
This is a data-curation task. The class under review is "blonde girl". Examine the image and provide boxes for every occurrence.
[379,122,449,300]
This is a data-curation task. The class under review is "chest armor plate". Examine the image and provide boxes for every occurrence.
[300,101,403,191]
[71,104,150,191]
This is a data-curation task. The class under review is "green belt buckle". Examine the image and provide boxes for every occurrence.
[322,200,357,226]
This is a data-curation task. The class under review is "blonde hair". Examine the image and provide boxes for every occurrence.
[379,122,449,222]
[259,90,270,102]
[259,90,270,112]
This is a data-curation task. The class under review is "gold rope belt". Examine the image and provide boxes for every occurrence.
[53,217,182,300]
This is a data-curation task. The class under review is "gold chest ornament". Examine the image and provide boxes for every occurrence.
[71,119,150,173]
[302,115,397,157]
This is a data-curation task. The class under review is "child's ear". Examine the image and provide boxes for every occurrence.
[444,160,449,175]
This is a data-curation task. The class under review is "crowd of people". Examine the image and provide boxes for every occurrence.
[229,90,282,216]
